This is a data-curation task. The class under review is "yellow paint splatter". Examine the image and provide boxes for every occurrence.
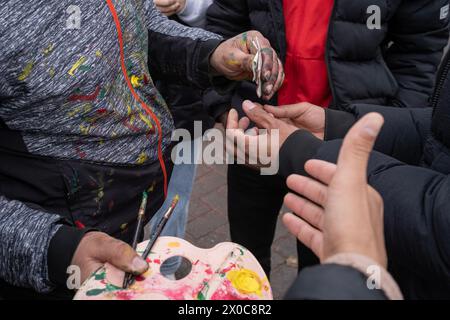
[167,242,180,248]
[49,67,55,78]
[68,56,87,76]
[120,223,128,230]
[79,124,90,135]
[95,50,103,57]
[226,59,240,66]
[131,75,143,88]
[136,152,148,164]
[43,44,54,56]
[18,61,34,81]
[226,269,262,297]
[139,112,153,130]
[147,181,156,193]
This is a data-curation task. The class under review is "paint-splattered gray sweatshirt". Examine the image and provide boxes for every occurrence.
[0,0,221,293]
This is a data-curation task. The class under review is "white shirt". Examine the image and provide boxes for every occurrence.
[178,0,213,28]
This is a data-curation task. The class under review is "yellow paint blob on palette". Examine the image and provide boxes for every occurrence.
[74,236,272,300]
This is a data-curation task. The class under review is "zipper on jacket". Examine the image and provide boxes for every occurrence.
[430,51,450,113]
[325,0,338,109]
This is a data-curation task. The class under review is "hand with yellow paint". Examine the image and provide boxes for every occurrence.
[210,31,284,101]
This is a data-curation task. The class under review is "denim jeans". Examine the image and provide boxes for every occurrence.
[145,138,200,274]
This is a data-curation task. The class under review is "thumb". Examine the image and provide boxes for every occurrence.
[96,236,148,275]
[242,100,278,129]
[336,113,384,185]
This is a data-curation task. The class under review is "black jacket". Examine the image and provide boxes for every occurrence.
[280,51,450,299]
[152,16,222,134]
[206,0,449,113]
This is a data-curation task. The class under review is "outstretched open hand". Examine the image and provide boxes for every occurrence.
[282,113,387,267]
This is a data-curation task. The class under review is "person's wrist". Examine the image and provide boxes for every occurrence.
[209,50,222,77]
[325,244,386,269]
[47,225,96,288]
[324,253,402,300]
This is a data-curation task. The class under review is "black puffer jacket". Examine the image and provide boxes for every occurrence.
[206,0,450,111]
[279,51,450,299]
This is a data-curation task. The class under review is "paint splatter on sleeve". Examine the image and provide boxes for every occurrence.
[0,195,62,293]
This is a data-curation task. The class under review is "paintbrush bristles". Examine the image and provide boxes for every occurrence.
[164,194,180,218]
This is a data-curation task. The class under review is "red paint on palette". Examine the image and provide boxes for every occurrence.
[135,275,145,282]
[115,290,134,300]
[221,263,236,274]
[205,268,213,275]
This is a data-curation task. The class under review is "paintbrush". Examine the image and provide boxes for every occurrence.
[125,194,180,288]
[122,191,148,289]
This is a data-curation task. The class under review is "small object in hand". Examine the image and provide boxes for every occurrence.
[251,38,263,98]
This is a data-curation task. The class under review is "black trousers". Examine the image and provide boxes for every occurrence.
[0,144,172,299]
[227,164,319,277]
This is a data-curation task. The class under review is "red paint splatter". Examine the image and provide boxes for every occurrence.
[75,220,85,229]
[97,108,107,114]
[153,259,161,264]
[108,200,114,211]
[221,264,236,274]
[75,146,86,159]
[135,275,145,282]
[122,118,141,132]
[162,284,194,300]
[114,290,134,300]
[205,268,213,275]
[68,86,101,102]
[210,280,252,301]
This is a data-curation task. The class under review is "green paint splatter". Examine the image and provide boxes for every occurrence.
[94,270,106,280]
[79,65,91,72]
[197,292,206,300]
[239,248,244,256]
[105,283,122,292]
[86,288,106,296]
[241,32,248,45]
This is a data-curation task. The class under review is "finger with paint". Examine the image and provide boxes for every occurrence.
[210,31,285,101]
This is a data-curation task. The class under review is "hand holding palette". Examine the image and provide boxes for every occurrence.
[74,236,272,300]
